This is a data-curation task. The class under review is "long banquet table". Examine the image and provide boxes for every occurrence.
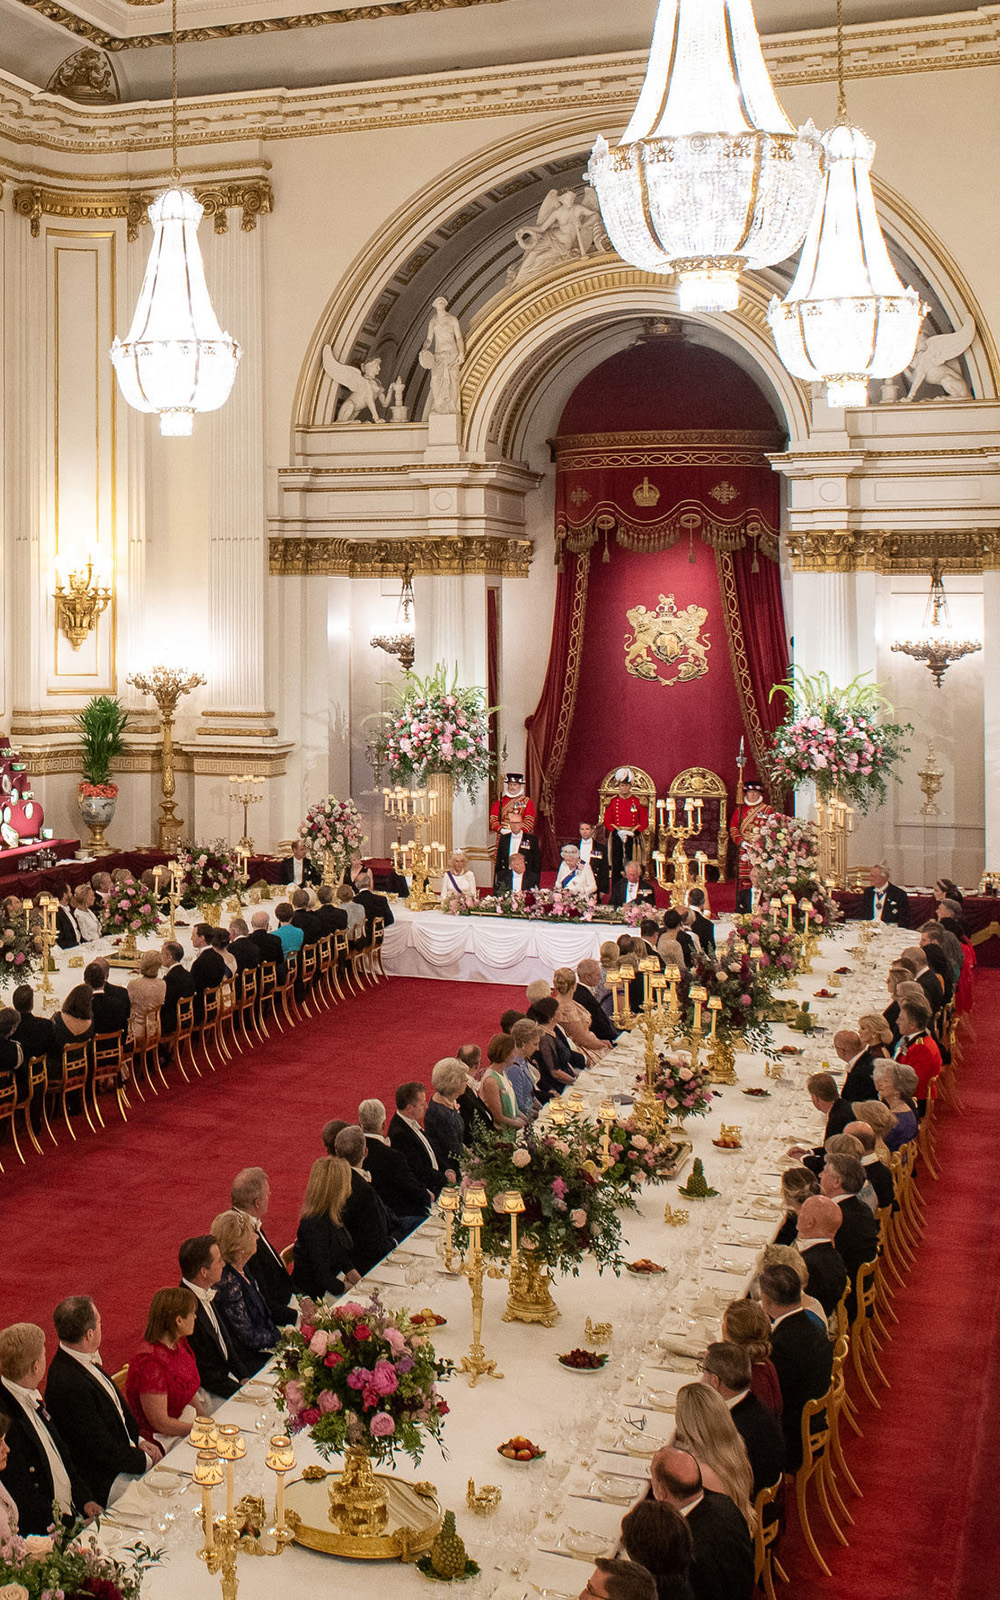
[86,918,909,1600]
[381,903,609,984]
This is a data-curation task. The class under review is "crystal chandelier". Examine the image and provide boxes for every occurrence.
[891,563,981,688]
[110,0,241,435]
[587,0,824,312]
[767,0,925,406]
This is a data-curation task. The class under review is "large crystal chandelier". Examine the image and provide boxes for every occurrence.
[587,0,824,312]
[767,0,925,406]
[891,563,981,688]
[110,0,240,435]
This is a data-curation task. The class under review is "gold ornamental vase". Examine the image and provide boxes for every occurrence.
[327,1445,389,1540]
[425,771,454,860]
[116,927,138,963]
[321,850,342,888]
[502,1247,560,1327]
[199,901,223,928]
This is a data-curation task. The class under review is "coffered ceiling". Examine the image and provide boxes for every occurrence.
[0,0,990,104]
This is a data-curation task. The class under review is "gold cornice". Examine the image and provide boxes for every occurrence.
[11,177,273,239]
[268,533,533,577]
[786,528,1000,575]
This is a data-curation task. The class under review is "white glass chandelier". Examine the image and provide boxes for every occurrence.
[587,0,824,312]
[767,2,925,406]
[110,0,241,435]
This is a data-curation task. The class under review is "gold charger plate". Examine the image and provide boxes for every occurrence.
[284,1471,443,1560]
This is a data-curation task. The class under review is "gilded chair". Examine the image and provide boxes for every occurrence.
[315,935,338,1008]
[163,994,199,1083]
[91,1032,131,1127]
[256,960,278,1036]
[0,1080,23,1168]
[827,1335,860,1509]
[370,916,387,982]
[850,1260,890,1407]
[55,1040,95,1140]
[596,765,657,872]
[24,1055,57,1151]
[793,1384,846,1576]
[665,766,729,880]
[752,1477,785,1600]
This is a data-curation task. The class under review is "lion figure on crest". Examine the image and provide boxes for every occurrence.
[624,593,711,684]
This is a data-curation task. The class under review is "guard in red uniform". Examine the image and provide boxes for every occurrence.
[602,768,648,888]
[729,780,774,909]
[490,773,538,888]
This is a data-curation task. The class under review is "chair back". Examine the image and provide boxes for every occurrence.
[92,1031,124,1080]
[202,986,223,1026]
[752,1475,783,1582]
[239,967,259,1005]
[301,944,318,983]
[333,931,349,962]
[799,1388,832,1469]
[258,961,277,1000]
[372,916,385,948]
[26,1054,48,1099]
[833,1284,850,1343]
[142,1008,162,1047]
[317,934,332,971]
[60,1039,91,1089]
[852,1258,878,1335]
[176,994,195,1037]
[667,765,729,875]
[0,1080,16,1123]
[111,1363,129,1393]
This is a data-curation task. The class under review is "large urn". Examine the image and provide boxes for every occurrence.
[78,783,117,854]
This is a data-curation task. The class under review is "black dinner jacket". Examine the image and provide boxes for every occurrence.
[685,1488,755,1600]
[862,1156,895,1211]
[729,1389,786,1500]
[841,1049,879,1107]
[861,882,910,927]
[0,1378,96,1533]
[804,1096,854,1173]
[15,1010,55,1062]
[689,909,716,954]
[832,1194,880,1294]
[249,927,287,969]
[801,1239,849,1316]
[316,903,349,937]
[161,962,197,1031]
[769,1309,834,1471]
[91,985,131,1037]
[277,855,321,886]
[363,1134,431,1218]
[388,1112,446,1196]
[573,982,619,1042]
[342,1169,393,1276]
[493,864,541,894]
[355,888,394,937]
[230,935,264,972]
[183,1290,253,1398]
[292,1212,355,1300]
[245,1223,296,1321]
[190,946,227,993]
[44,1347,147,1507]
[915,965,946,1014]
[610,877,657,907]
[55,906,81,948]
[291,907,323,947]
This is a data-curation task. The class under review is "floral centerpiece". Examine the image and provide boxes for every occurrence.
[103,875,161,957]
[767,669,911,812]
[0,907,38,991]
[588,1117,690,1190]
[299,795,365,883]
[444,886,596,923]
[686,940,777,1056]
[372,662,491,800]
[273,1294,451,1467]
[0,1513,160,1600]
[648,1053,716,1122]
[730,912,800,985]
[742,811,819,897]
[176,840,247,917]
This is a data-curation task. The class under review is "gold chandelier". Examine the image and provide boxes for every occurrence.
[891,563,981,688]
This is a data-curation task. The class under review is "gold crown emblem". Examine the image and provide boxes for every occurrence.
[632,475,660,508]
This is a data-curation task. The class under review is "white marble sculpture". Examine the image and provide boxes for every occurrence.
[388,376,409,422]
[418,296,466,416]
[508,185,610,287]
[902,317,975,401]
[322,347,387,422]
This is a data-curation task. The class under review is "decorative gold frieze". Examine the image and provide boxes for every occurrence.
[47,47,119,103]
[268,534,533,578]
[786,528,1000,575]
[12,178,273,240]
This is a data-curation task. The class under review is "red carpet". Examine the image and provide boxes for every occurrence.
[0,978,522,1371]
[778,972,1000,1600]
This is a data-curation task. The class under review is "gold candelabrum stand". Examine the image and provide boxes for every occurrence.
[456,1186,505,1384]
[33,894,58,1009]
[383,787,445,911]
[229,774,264,853]
[815,793,854,887]
[605,959,694,1136]
[193,1420,298,1600]
[127,665,206,852]
[654,797,706,908]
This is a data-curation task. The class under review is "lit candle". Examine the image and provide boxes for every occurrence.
[707,995,722,1039]
[689,983,707,1033]
[265,1434,296,1531]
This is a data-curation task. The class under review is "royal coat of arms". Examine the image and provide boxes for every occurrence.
[623,593,711,686]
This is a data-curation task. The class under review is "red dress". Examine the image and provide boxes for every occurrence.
[126,1338,200,1441]
[750,1357,783,1417]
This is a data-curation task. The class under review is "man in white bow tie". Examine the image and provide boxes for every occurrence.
[46,1296,158,1505]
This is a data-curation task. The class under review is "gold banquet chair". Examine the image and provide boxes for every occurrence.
[850,1260,890,1408]
[752,1477,785,1600]
[793,1383,847,1576]
[24,1055,57,1151]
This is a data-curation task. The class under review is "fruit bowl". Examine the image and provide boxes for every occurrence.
[742,1087,770,1097]
[497,1435,545,1462]
[625,1259,665,1274]
[558,1348,608,1372]
[410,1309,447,1328]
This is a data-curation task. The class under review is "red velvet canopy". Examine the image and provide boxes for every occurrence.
[525,339,790,866]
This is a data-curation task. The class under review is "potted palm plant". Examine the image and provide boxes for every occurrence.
[76,695,129,854]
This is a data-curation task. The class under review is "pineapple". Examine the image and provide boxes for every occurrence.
[431,1510,468,1579]
[679,1157,718,1199]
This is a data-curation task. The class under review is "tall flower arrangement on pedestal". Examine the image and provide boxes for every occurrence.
[176,840,246,905]
[299,795,365,880]
[103,876,161,942]
[767,669,910,812]
[372,662,492,800]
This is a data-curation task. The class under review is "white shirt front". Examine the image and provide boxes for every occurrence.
[181,1279,229,1357]
[578,837,594,865]
[398,1113,439,1170]
[555,861,597,898]
[511,871,524,893]
[290,857,304,885]
[873,887,887,920]
[1,1376,74,1512]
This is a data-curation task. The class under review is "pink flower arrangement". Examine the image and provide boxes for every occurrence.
[102,874,161,943]
[373,663,492,800]
[176,840,246,906]
[299,795,365,874]
[767,669,910,811]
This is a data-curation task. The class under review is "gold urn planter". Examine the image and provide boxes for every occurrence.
[328,1445,389,1540]
[283,1449,443,1562]
[199,901,223,928]
[502,1247,560,1327]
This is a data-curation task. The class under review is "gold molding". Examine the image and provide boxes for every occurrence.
[13,178,273,239]
[786,528,1000,575]
[268,534,533,577]
[22,743,290,776]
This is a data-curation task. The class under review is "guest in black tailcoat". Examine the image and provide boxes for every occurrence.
[230,1166,296,1322]
[46,1296,152,1505]
[389,1082,446,1196]
[292,1157,360,1300]
[611,861,657,907]
[277,840,320,887]
[0,1322,100,1533]
[794,1197,849,1316]
[759,1263,833,1472]
[861,865,909,926]
[160,942,197,1034]
[335,1127,393,1276]
[648,1448,754,1600]
[701,1342,785,1500]
[178,1235,254,1402]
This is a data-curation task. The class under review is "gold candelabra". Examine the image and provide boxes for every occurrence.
[457,1188,504,1387]
[53,560,112,649]
[229,774,264,853]
[35,894,58,1008]
[605,959,689,1138]
[654,797,705,907]
[706,993,738,1084]
[193,1420,297,1600]
[383,788,444,911]
[437,1185,462,1274]
[127,665,206,851]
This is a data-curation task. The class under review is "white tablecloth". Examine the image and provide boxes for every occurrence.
[381,904,608,984]
[93,921,908,1600]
